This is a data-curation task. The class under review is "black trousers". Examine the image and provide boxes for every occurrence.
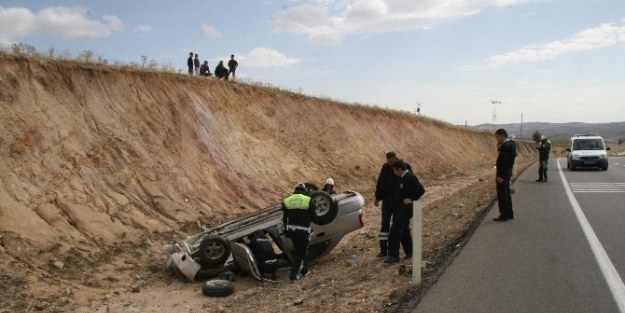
[379,196,393,254]
[538,160,548,181]
[289,231,310,279]
[496,171,513,219]
[387,205,413,259]
[257,252,280,274]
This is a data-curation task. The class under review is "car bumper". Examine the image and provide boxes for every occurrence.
[570,159,608,168]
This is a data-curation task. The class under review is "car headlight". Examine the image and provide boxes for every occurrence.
[571,154,581,160]
[599,154,607,159]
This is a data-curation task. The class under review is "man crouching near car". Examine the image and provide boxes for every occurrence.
[282,183,314,282]
[247,230,282,280]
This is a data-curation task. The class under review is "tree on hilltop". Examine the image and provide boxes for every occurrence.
[532,130,542,143]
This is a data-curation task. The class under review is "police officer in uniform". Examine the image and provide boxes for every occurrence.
[282,183,314,281]
[536,135,551,182]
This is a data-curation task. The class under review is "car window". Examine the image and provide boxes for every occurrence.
[572,139,604,151]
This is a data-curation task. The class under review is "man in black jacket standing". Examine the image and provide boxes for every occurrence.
[228,54,238,79]
[383,159,425,264]
[374,152,412,258]
[495,128,516,221]
[187,52,194,75]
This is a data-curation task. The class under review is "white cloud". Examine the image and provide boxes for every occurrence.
[271,0,533,45]
[236,47,300,67]
[134,25,153,33]
[200,24,221,38]
[0,6,124,39]
[459,22,625,70]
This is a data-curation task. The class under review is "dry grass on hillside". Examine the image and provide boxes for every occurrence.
[0,54,535,312]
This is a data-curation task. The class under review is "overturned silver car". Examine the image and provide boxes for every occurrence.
[164,186,365,281]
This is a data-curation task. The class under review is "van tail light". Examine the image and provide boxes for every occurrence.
[358,210,364,227]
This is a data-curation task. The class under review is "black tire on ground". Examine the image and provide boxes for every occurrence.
[602,166,608,171]
[202,279,235,297]
[309,191,338,226]
[198,235,230,268]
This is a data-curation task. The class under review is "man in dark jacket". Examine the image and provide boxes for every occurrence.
[536,135,551,182]
[374,151,412,258]
[495,128,517,221]
[282,183,314,281]
[228,54,238,79]
[383,159,425,264]
[247,230,281,279]
[187,52,193,75]
[214,60,230,80]
[199,61,212,76]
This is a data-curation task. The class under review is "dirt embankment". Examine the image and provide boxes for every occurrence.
[0,55,534,312]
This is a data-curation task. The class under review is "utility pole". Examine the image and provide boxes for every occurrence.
[415,102,422,115]
[490,100,500,123]
[520,113,524,139]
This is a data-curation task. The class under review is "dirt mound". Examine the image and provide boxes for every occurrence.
[0,54,534,312]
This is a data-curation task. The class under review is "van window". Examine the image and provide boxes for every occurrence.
[572,139,604,151]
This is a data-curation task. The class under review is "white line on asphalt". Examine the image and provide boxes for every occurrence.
[558,158,625,313]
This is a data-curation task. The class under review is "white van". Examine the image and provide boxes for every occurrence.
[566,134,610,170]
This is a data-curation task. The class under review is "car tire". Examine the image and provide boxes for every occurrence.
[304,182,319,195]
[602,165,608,171]
[202,279,235,297]
[198,235,230,268]
[309,191,338,226]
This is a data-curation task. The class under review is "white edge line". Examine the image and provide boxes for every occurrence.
[558,158,625,313]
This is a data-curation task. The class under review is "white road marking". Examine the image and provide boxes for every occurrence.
[569,183,625,193]
[558,158,625,313]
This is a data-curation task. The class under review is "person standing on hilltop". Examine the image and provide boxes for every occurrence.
[494,128,516,221]
[187,52,194,75]
[214,60,230,80]
[228,54,238,79]
[374,151,412,258]
[194,54,200,76]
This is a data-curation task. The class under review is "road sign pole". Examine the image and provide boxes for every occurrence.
[413,200,422,285]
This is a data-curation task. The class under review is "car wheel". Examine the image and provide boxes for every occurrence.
[304,182,319,195]
[602,165,608,171]
[309,191,338,226]
[198,235,230,268]
[202,279,235,297]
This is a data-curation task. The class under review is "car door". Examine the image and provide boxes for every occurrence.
[230,242,279,282]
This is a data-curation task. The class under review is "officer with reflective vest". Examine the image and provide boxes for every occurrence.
[536,135,551,182]
[282,183,314,281]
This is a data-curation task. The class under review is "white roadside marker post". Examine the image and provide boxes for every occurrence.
[413,200,422,285]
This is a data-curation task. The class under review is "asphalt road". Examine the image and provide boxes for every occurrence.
[412,156,625,313]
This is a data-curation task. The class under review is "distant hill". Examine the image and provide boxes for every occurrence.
[475,122,625,141]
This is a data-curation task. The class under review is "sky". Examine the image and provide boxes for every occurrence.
[1,0,624,126]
